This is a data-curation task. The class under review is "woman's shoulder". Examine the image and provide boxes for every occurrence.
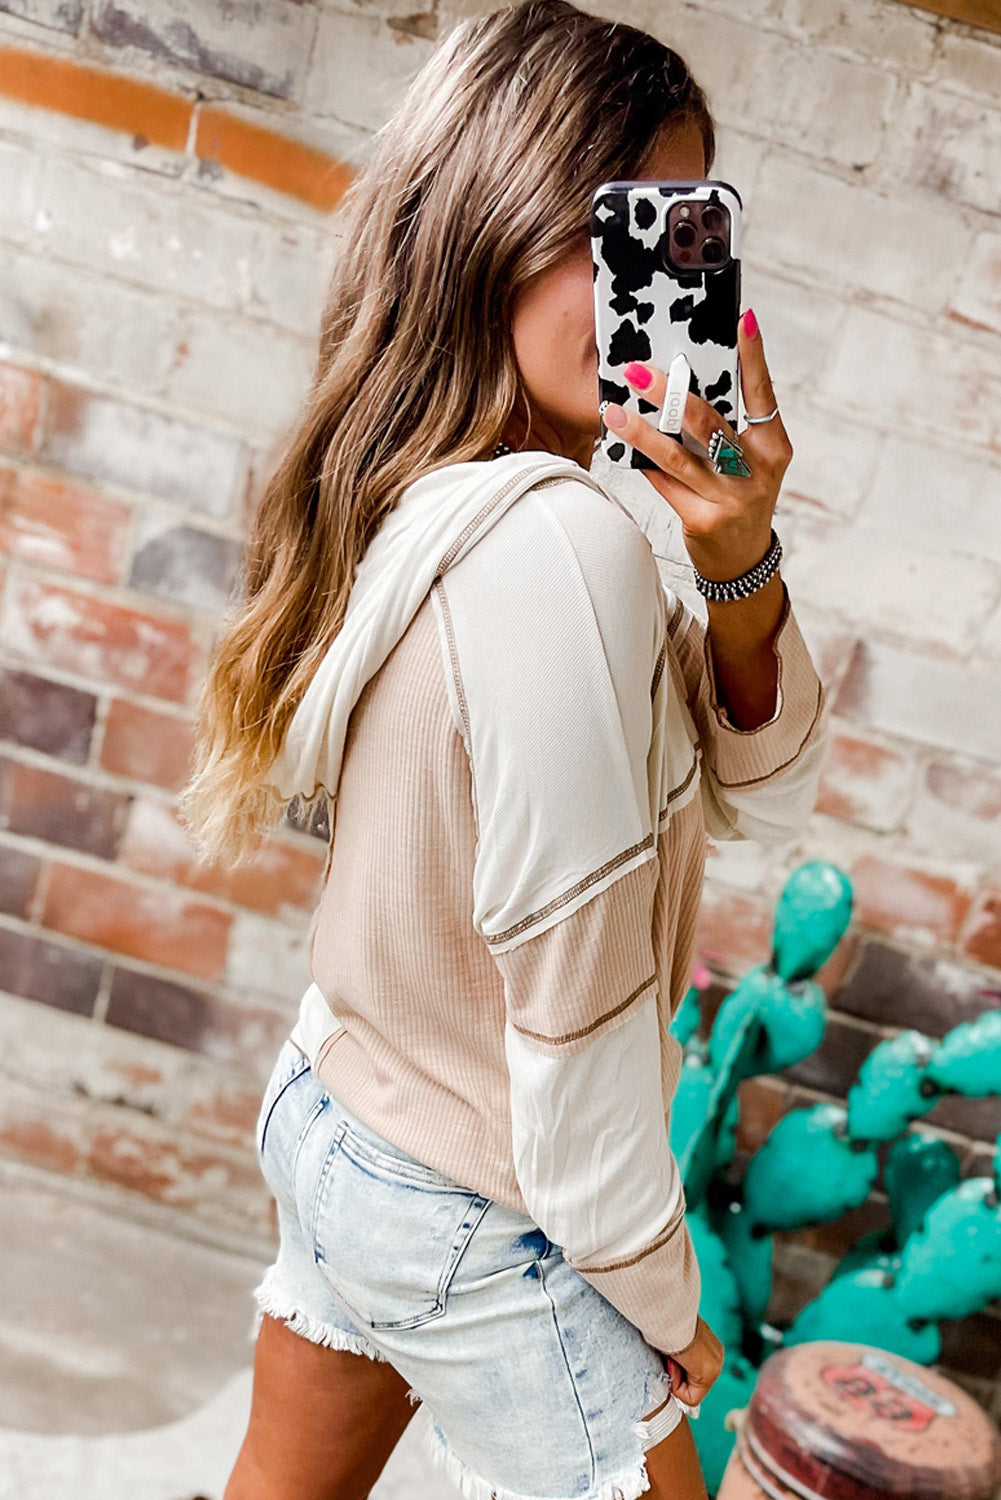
[466,468,661,609]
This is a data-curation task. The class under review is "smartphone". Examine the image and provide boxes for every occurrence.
[591,179,744,471]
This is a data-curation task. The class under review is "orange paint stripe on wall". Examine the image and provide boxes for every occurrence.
[0,45,355,211]
[0,46,191,149]
[196,105,354,213]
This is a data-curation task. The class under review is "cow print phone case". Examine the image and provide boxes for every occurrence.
[591,179,744,471]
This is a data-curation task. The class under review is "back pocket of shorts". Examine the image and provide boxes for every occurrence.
[311,1123,490,1331]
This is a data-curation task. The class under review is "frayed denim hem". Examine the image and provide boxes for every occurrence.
[420,1405,656,1500]
[250,1266,424,1406]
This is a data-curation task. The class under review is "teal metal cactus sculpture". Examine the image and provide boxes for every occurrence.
[670,860,1001,1496]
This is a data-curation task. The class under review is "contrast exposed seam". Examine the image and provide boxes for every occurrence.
[572,1211,685,1274]
[433,464,578,576]
[703,583,792,740]
[512,974,656,1047]
[650,641,667,699]
[658,754,700,823]
[485,834,655,946]
[432,579,472,753]
[710,679,825,789]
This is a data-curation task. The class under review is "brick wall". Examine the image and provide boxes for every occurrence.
[0,0,998,1405]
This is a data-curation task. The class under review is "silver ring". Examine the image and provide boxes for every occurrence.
[744,404,779,425]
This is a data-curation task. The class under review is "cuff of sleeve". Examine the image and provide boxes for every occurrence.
[704,587,826,790]
[567,1212,701,1357]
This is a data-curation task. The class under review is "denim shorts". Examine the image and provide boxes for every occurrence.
[252,1037,693,1500]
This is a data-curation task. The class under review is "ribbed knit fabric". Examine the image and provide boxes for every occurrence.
[289,470,829,1357]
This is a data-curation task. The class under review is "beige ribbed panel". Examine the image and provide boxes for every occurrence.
[494,857,659,1058]
[311,589,712,1216]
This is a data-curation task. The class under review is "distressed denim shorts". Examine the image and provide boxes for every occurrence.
[252,1037,693,1500]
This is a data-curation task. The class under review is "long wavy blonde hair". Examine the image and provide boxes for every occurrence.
[177,0,716,868]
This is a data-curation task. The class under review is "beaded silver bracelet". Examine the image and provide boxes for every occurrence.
[692,529,782,602]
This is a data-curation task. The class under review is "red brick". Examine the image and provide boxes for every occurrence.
[0,466,131,584]
[0,1116,83,1175]
[41,859,231,980]
[924,759,1001,823]
[0,364,41,455]
[815,729,914,833]
[1,574,200,704]
[960,889,1001,972]
[851,856,973,945]
[0,840,41,917]
[735,1076,790,1153]
[696,884,773,976]
[1,754,131,858]
[185,1085,262,1147]
[119,795,325,916]
[88,1122,261,1208]
[0,665,96,762]
[100,698,194,791]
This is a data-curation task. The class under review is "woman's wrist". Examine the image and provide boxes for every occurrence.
[685,526,775,585]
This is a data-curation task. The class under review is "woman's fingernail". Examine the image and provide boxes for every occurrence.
[743,307,758,339]
[603,402,628,430]
[622,361,653,390]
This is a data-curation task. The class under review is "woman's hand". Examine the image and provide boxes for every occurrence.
[664,1314,725,1408]
[600,309,793,585]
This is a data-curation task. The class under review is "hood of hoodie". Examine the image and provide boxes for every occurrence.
[266,449,610,806]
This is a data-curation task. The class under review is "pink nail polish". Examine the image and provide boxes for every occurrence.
[743,307,758,339]
[622,362,652,389]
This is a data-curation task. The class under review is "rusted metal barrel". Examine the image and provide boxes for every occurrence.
[717,1340,1001,1500]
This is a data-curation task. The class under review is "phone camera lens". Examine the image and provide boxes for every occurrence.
[701,205,725,233]
[673,221,696,248]
[702,236,726,264]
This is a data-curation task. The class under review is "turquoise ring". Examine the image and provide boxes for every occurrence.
[708,428,753,478]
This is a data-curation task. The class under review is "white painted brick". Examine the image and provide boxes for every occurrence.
[0,242,179,393]
[0,135,40,245]
[983,597,1001,661]
[305,9,435,134]
[32,155,258,314]
[739,270,843,397]
[776,395,880,519]
[926,27,1001,106]
[92,0,318,103]
[835,638,1001,760]
[878,80,1001,216]
[747,150,970,314]
[708,127,769,206]
[819,304,1001,449]
[774,48,897,170]
[620,3,787,142]
[167,307,314,433]
[904,757,1001,875]
[781,516,999,656]
[225,910,311,1004]
[246,223,336,339]
[856,432,1001,569]
[0,0,82,34]
[779,0,937,70]
[40,385,246,518]
[26,154,334,338]
[949,229,1001,338]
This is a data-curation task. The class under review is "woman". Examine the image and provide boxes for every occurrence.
[178,3,830,1497]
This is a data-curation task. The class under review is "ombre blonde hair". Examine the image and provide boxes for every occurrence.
[177,0,716,868]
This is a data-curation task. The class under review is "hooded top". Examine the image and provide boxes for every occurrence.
[268,449,829,1369]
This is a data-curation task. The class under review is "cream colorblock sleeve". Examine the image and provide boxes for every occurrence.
[433,475,701,1355]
